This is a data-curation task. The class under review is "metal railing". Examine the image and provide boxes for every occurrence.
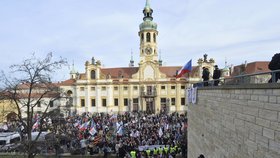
[194,69,280,87]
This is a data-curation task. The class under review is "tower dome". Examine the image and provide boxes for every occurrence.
[139,0,157,31]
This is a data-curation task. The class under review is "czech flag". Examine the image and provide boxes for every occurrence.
[79,121,90,131]
[176,59,192,78]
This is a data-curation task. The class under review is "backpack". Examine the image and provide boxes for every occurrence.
[268,53,280,70]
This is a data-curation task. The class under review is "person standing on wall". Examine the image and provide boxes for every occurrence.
[268,53,280,83]
[202,67,210,86]
[213,65,221,86]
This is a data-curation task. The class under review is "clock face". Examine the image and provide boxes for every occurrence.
[145,47,152,55]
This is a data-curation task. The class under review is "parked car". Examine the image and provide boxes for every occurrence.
[0,132,21,152]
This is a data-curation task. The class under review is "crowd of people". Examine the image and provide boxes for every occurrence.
[1,111,188,158]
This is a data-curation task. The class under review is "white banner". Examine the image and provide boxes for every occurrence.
[192,87,197,104]
[186,87,197,104]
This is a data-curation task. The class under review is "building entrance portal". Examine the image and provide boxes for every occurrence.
[145,98,155,114]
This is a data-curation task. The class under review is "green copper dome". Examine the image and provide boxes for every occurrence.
[139,21,157,31]
[139,0,157,31]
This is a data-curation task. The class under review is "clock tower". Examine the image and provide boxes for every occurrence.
[139,0,158,64]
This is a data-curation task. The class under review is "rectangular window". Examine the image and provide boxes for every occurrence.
[133,98,138,104]
[133,86,138,90]
[102,99,107,107]
[124,86,128,90]
[160,98,166,104]
[181,86,185,89]
[181,97,185,106]
[81,99,85,107]
[91,87,95,91]
[50,101,54,107]
[124,98,128,106]
[114,98,119,106]
[171,86,176,89]
[91,99,96,107]
[80,87,85,91]
[114,87,118,91]
[102,87,106,91]
[171,98,176,106]
[161,86,165,90]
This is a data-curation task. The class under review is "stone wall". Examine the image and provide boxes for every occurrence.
[188,84,280,158]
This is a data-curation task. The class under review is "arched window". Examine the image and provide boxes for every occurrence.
[91,70,96,79]
[141,33,144,42]
[153,33,156,42]
[146,32,151,42]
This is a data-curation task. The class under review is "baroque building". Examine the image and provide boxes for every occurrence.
[59,0,216,115]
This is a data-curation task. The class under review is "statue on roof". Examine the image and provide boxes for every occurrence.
[92,57,95,65]
[203,54,208,62]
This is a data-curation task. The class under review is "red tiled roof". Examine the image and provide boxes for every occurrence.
[100,67,139,78]
[231,61,270,76]
[159,66,180,77]
[58,79,76,86]
[17,82,59,89]
[73,65,200,80]
[67,64,202,81]
[159,66,199,78]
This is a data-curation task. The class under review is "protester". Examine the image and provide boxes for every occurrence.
[1,111,188,157]
[268,53,280,83]
[213,65,221,86]
[202,67,210,86]
[198,154,205,158]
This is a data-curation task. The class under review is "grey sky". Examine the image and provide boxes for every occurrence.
[0,0,279,81]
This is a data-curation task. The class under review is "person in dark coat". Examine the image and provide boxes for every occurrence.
[268,53,280,83]
[202,67,210,86]
[213,65,221,86]
[198,154,205,158]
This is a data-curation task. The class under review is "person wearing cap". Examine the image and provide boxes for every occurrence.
[213,65,221,86]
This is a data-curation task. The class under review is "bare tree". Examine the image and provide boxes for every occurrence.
[0,53,67,158]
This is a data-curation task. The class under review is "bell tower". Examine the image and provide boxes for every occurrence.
[139,0,158,64]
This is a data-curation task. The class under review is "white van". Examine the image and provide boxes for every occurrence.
[0,132,21,151]
[0,132,21,146]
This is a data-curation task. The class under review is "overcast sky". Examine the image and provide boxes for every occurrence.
[0,0,279,81]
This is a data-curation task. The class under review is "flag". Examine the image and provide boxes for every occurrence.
[32,120,39,131]
[89,120,97,135]
[79,121,90,131]
[158,127,163,138]
[93,135,102,145]
[74,120,81,128]
[176,59,192,78]
[117,125,124,136]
